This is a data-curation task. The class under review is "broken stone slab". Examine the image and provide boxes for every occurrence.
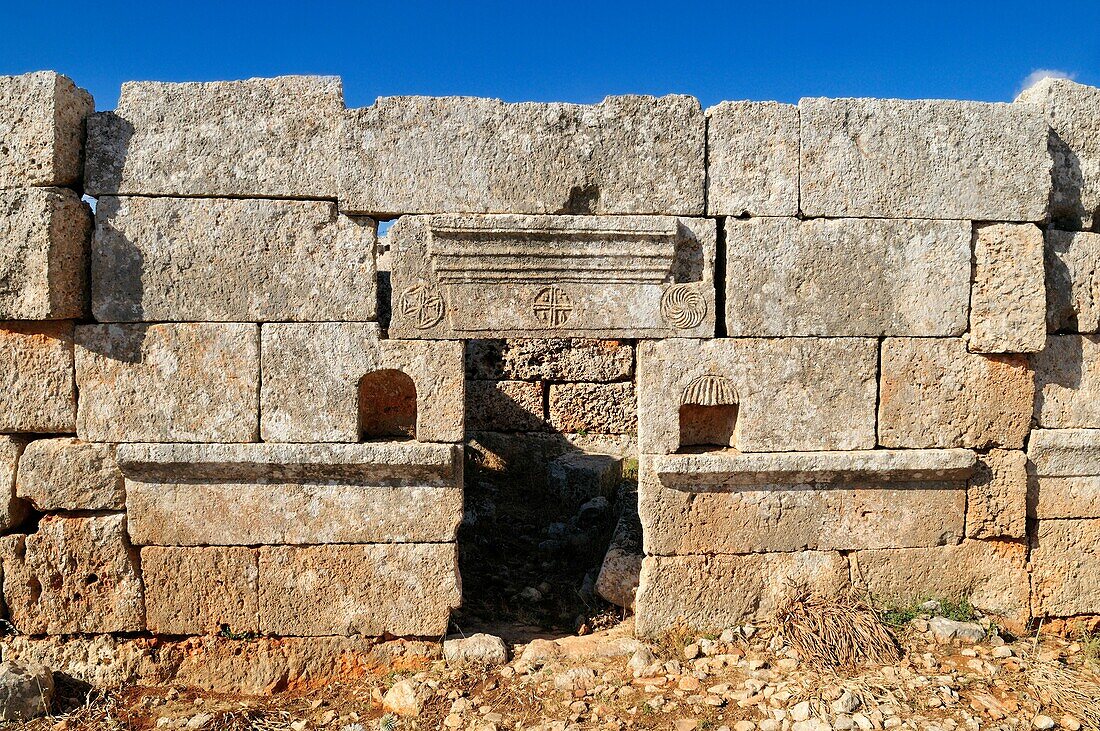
[966,450,1027,539]
[705,101,799,216]
[0,321,76,433]
[75,323,259,443]
[547,452,622,508]
[0,514,144,634]
[638,337,878,454]
[467,431,635,485]
[258,543,461,636]
[92,197,376,322]
[388,214,715,339]
[596,488,642,610]
[548,382,637,434]
[850,540,1030,631]
[1026,429,1100,519]
[1032,335,1100,428]
[0,71,93,189]
[969,223,1046,353]
[634,551,849,638]
[340,94,705,216]
[1017,78,1100,230]
[119,442,463,545]
[16,438,124,511]
[724,218,970,337]
[0,187,91,320]
[465,338,634,382]
[1046,229,1100,333]
[141,546,259,635]
[878,338,1033,449]
[85,76,342,198]
[465,380,547,432]
[1030,518,1100,617]
[928,617,986,644]
[0,438,28,531]
[640,454,967,555]
[799,97,1050,220]
[260,322,463,443]
[0,662,54,721]
[443,634,509,667]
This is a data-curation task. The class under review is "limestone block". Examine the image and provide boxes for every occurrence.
[0,188,91,320]
[260,323,463,443]
[1017,78,1100,230]
[548,383,637,434]
[1026,429,1100,519]
[638,338,877,454]
[1030,518,1100,617]
[75,323,259,443]
[92,197,375,322]
[969,223,1046,353]
[16,438,123,511]
[120,442,462,545]
[1046,229,1100,333]
[596,495,643,610]
[800,97,1049,220]
[465,380,546,432]
[86,76,342,198]
[0,514,144,634]
[340,94,705,215]
[966,450,1027,539]
[467,431,635,485]
[141,547,258,635]
[705,101,798,216]
[1032,335,1100,428]
[0,71,93,189]
[0,437,27,531]
[641,452,971,554]
[0,321,75,433]
[465,338,634,382]
[547,452,622,507]
[258,543,461,636]
[879,338,1033,449]
[389,215,715,339]
[725,218,970,337]
[634,552,849,638]
[851,540,1030,628]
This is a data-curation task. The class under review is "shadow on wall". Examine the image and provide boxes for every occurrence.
[358,369,416,440]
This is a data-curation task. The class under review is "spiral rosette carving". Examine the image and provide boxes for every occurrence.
[660,285,707,329]
[399,283,446,329]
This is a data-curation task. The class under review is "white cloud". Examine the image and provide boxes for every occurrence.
[1018,68,1075,96]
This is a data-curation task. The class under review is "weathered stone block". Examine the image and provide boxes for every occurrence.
[634,552,849,638]
[725,218,970,337]
[638,338,878,454]
[467,431,635,485]
[800,97,1049,220]
[465,339,634,382]
[641,451,971,554]
[547,452,622,507]
[465,380,546,432]
[0,187,90,320]
[0,321,75,433]
[16,438,123,511]
[1030,518,1100,617]
[1046,229,1100,333]
[969,223,1046,353]
[851,540,1030,629]
[120,442,462,545]
[0,514,144,634]
[1027,429,1100,519]
[260,323,463,443]
[966,450,1027,539]
[0,71,93,189]
[389,215,715,339]
[86,76,342,198]
[340,95,705,215]
[879,338,1033,449]
[548,383,637,434]
[0,437,27,531]
[258,543,461,636]
[92,197,375,322]
[596,495,642,610]
[1032,335,1100,428]
[141,547,258,635]
[75,323,259,443]
[705,101,798,216]
[1017,78,1100,230]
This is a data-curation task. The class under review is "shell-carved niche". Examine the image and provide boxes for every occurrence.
[678,374,739,450]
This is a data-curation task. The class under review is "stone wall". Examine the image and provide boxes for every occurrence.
[1,70,1099,671]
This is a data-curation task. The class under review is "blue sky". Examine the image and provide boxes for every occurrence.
[3,1,1099,110]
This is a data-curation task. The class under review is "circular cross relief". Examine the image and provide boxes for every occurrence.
[399,283,446,329]
[533,286,573,327]
[661,285,707,329]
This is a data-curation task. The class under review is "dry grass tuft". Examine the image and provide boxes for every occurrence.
[775,592,900,669]
[1026,657,1100,728]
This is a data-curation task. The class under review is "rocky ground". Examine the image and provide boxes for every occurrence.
[9,606,1098,731]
